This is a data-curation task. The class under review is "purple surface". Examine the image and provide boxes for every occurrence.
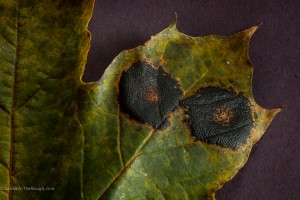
[83,0,300,199]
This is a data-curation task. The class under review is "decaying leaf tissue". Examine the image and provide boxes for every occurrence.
[0,0,280,199]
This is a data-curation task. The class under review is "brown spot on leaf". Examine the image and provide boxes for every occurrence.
[213,106,234,126]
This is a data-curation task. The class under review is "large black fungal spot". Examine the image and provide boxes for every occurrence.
[180,87,254,149]
[119,62,183,130]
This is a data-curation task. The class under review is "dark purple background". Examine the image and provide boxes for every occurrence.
[83,0,300,199]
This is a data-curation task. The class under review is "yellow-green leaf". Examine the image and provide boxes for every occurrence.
[0,0,93,199]
[0,1,280,200]
[80,22,280,199]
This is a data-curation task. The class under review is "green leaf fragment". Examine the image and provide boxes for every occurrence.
[0,0,94,199]
[0,1,281,200]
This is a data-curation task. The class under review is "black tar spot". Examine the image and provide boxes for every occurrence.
[180,87,253,150]
[119,62,183,130]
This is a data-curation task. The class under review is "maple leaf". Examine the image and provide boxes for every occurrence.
[0,1,280,199]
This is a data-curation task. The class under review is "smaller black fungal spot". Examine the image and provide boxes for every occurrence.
[118,62,183,130]
[180,87,254,150]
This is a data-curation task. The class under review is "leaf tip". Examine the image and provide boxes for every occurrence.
[268,107,282,119]
[169,12,178,29]
[262,107,282,132]
[243,23,262,40]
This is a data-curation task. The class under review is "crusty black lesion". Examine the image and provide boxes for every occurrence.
[180,86,254,150]
[118,61,183,130]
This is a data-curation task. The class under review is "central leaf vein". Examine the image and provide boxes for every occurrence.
[9,1,20,200]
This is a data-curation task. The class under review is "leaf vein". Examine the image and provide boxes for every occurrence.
[0,104,10,115]
[0,161,9,170]
[118,109,124,167]
[9,1,20,199]
[97,130,154,199]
